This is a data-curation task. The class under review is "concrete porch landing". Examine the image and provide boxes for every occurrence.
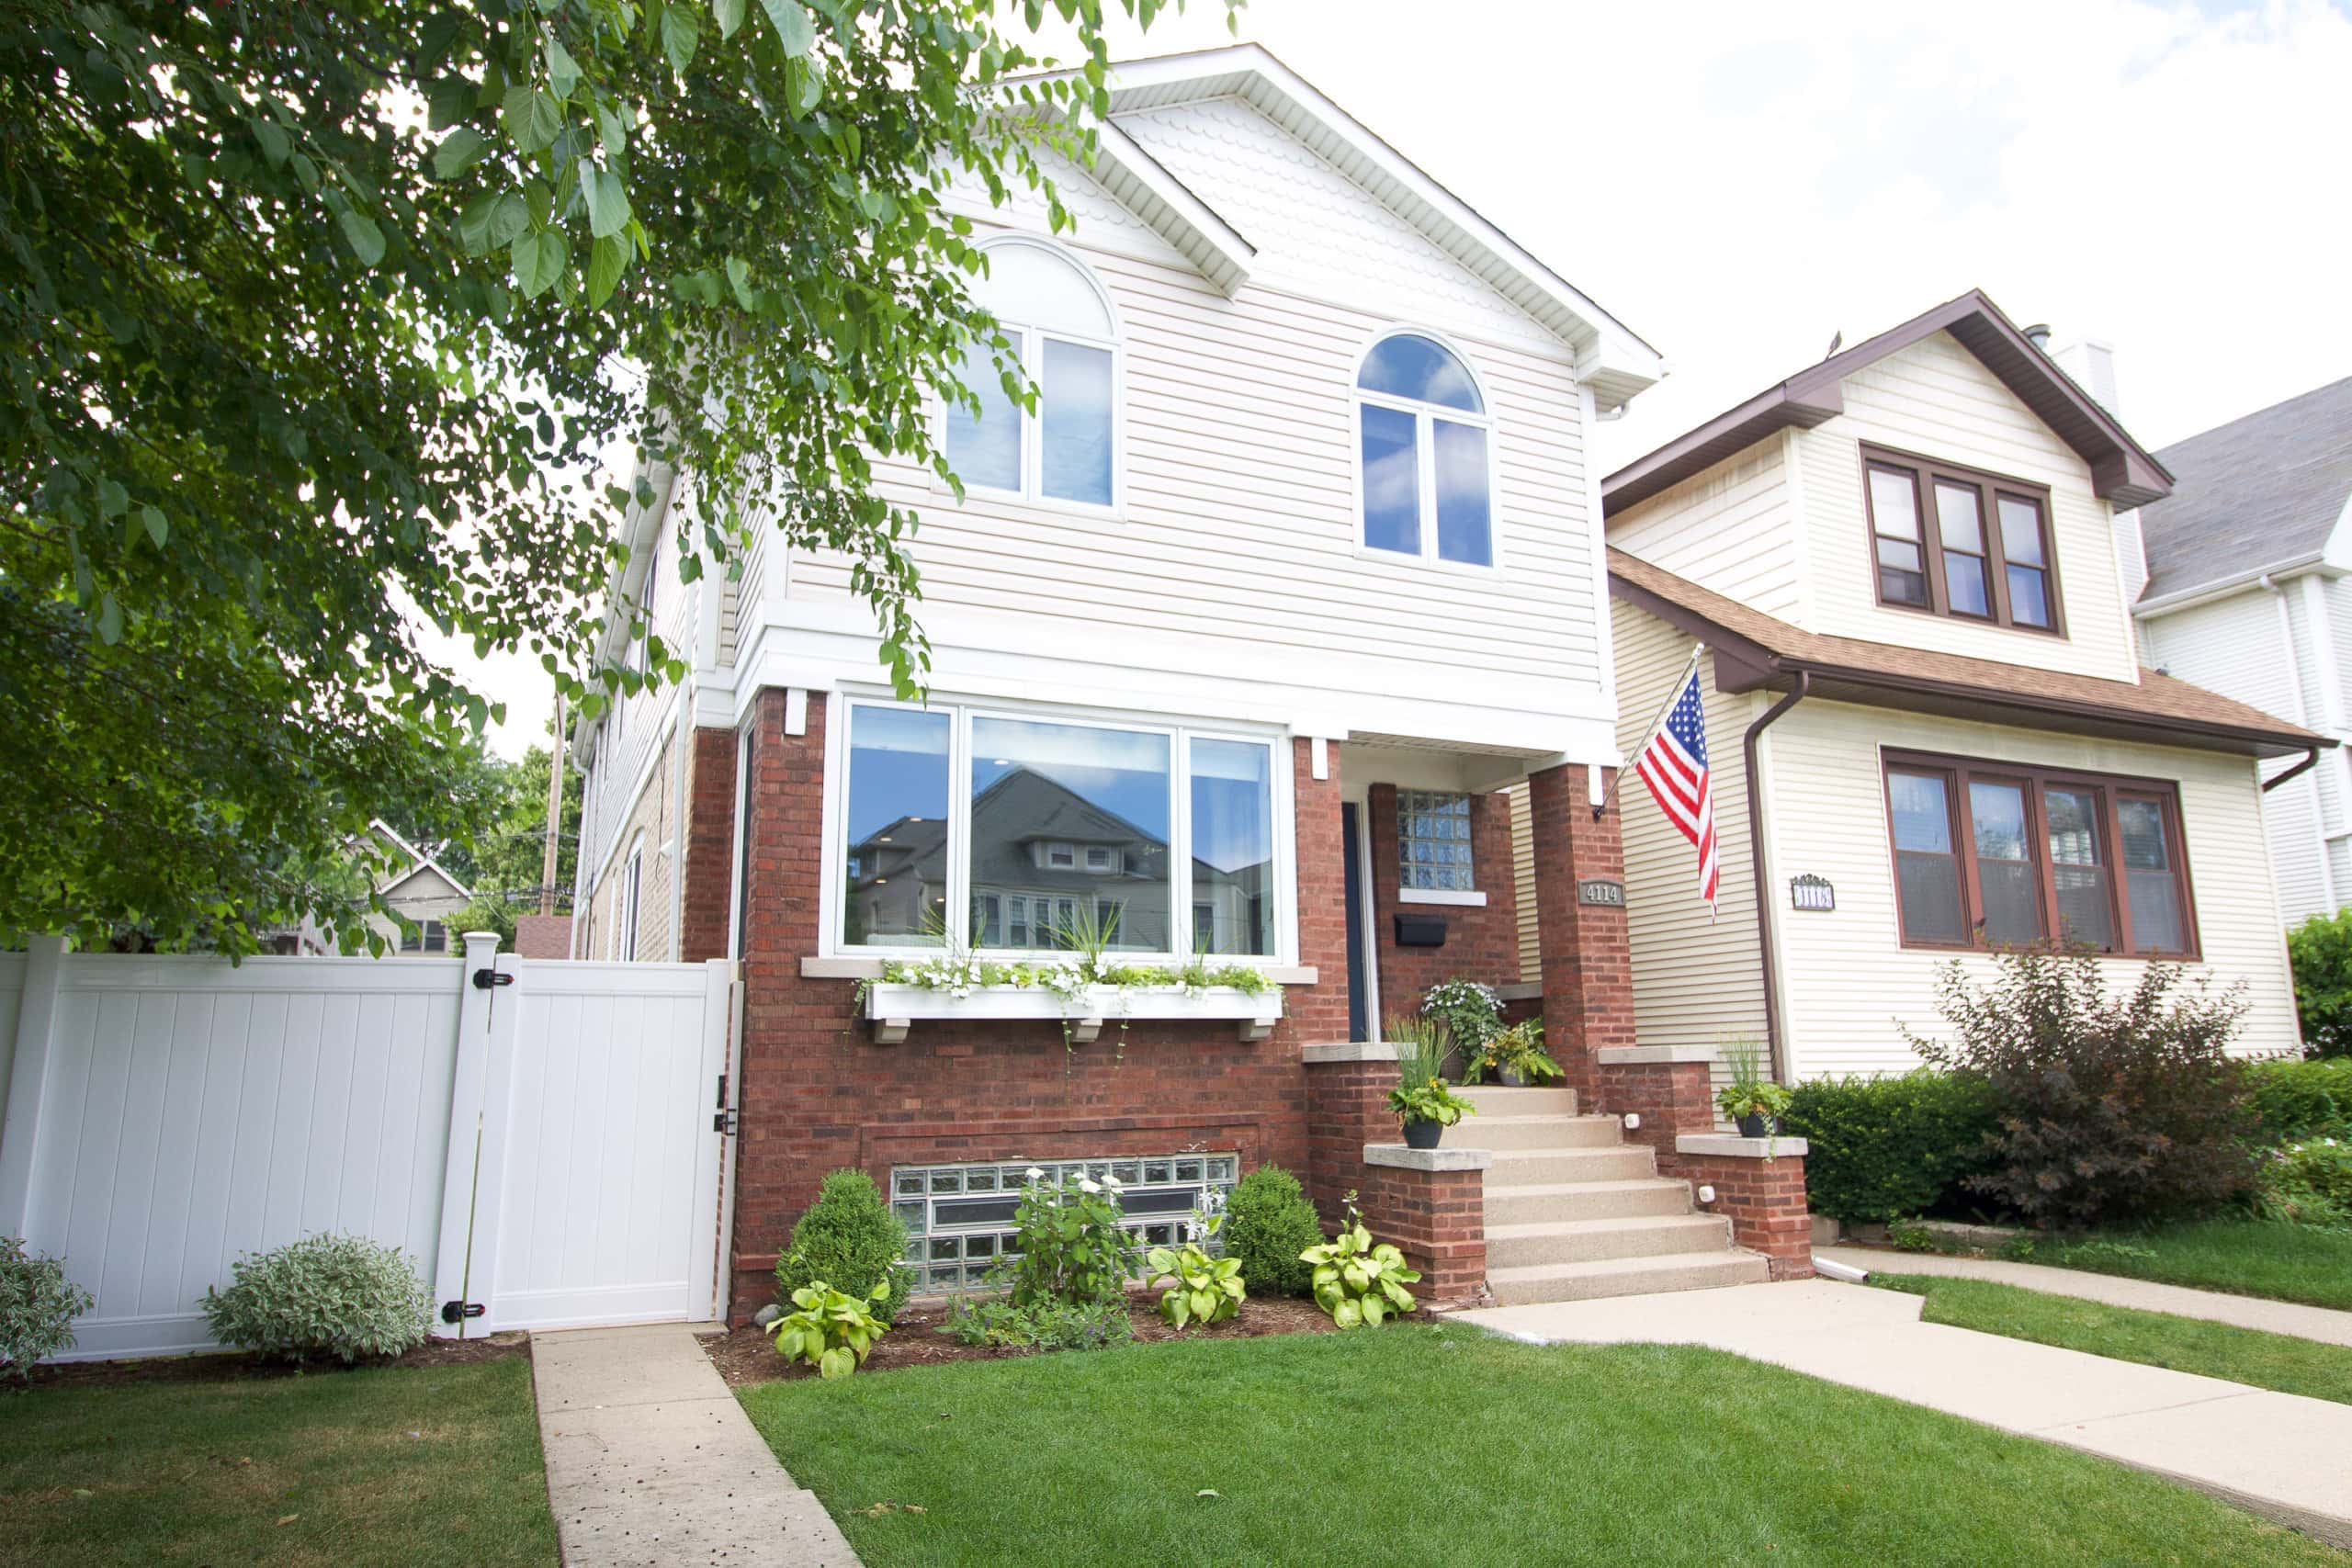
[1462,1279,2352,1550]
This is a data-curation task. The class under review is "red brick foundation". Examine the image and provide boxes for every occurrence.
[678,726,740,964]
[1302,1050,1398,1222]
[1354,1158,1487,1305]
[1674,1149,1815,1280]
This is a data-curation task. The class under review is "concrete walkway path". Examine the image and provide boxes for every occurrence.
[532,1324,859,1567]
[1819,1245,2352,1348]
[1463,1280,2352,1549]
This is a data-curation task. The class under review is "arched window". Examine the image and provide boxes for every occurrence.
[944,240,1120,510]
[1355,333,1494,567]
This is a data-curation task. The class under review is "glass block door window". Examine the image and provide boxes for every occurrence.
[1397,789,1475,891]
[890,1153,1240,1293]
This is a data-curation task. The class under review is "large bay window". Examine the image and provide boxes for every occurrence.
[838,700,1284,960]
[1883,751,2196,958]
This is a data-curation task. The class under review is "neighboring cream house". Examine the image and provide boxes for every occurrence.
[1603,291,2324,1084]
[2121,377,2352,927]
[361,819,474,955]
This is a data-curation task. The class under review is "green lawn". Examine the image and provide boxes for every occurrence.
[1878,1274,2352,1405]
[740,1325,2339,1566]
[0,1355,557,1568]
[2032,1220,2352,1312]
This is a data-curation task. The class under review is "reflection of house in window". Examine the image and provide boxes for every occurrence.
[968,767,1170,951]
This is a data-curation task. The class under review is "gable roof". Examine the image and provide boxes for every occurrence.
[1609,547,2323,759]
[2133,377,2352,606]
[1601,289,2174,515]
[364,818,475,902]
[1033,44,1662,404]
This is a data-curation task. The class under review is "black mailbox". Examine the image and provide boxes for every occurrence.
[1393,912,1447,948]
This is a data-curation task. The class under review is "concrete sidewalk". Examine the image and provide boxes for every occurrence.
[532,1323,859,1567]
[1463,1280,2352,1549]
[1819,1245,2352,1348]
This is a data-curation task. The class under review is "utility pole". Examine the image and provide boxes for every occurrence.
[540,690,565,917]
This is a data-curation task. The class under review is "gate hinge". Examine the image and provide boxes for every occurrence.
[440,1300,487,1324]
[712,1109,738,1134]
[471,967,515,990]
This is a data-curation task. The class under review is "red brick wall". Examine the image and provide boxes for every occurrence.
[1595,1059,1715,1166]
[678,727,740,964]
[1528,763,1634,1106]
[1354,1163,1487,1306]
[1365,784,1521,1024]
[1678,1153,1814,1280]
[1302,1056,1399,1222]
[726,699,1347,1316]
[512,915,572,960]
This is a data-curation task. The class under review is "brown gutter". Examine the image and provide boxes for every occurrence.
[1743,673,1809,1085]
[2264,746,2324,793]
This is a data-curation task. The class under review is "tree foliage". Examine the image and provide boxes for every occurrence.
[2,0,1225,954]
[2286,907,2352,1059]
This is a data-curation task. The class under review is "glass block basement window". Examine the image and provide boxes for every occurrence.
[891,1153,1240,1293]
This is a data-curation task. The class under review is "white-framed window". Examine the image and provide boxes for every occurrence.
[1397,789,1475,893]
[1355,331,1496,568]
[620,834,645,962]
[943,238,1121,512]
[400,919,447,953]
[832,698,1287,961]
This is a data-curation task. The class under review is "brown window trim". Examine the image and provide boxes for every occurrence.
[1860,444,2067,637]
[1880,749,2199,961]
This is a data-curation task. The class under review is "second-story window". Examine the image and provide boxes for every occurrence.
[1862,445,2062,634]
[1357,333,1494,568]
[944,240,1119,510]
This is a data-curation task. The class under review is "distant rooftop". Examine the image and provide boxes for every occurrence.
[2135,377,2352,604]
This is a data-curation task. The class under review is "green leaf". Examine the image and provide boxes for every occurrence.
[503,87,562,156]
[713,0,746,38]
[585,233,627,308]
[426,76,476,132]
[818,1346,854,1379]
[95,593,122,647]
[336,206,387,268]
[582,164,631,239]
[251,117,291,168]
[140,506,168,548]
[594,102,628,155]
[96,479,128,520]
[762,0,816,55]
[725,255,753,309]
[545,35,581,102]
[661,6,700,73]
[459,191,530,255]
[510,229,567,299]
[432,126,489,180]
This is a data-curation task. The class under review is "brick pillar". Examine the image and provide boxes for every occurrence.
[1595,1051,1716,1166]
[1302,1046,1399,1222]
[1675,1138,1815,1280]
[1291,739,1349,1045]
[678,726,740,964]
[1528,762,1634,1107]
[1354,1153,1488,1307]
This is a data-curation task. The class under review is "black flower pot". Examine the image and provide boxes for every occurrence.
[1498,1067,1527,1088]
[1736,1112,1772,1138]
[1403,1117,1443,1150]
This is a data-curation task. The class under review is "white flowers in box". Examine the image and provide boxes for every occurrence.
[858,953,1283,1047]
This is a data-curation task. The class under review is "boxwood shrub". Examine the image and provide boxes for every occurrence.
[774,1168,912,1324]
[1780,1071,2000,1223]
[2247,1056,2352,1144]
[1219,1163,1324,1298]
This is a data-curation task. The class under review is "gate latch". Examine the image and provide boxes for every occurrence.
[470,968,515,990]
[712,1109,738,1134]
[440,1300,487,1324]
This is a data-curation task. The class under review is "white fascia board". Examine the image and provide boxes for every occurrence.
[1092,45,1662,395]
[2131,552,2330,619]
[570,458,682,764]
[361,818,477,904]
[1089,118,1255,297]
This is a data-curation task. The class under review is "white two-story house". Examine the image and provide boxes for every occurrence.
[1604,291,2324,1087]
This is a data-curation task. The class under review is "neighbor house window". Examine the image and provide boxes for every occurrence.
[1861,446,2061,633]
[836,701,1283,959]
[401,919,447,953]
[620,835,645,962]
[1883,753,2195,957]
[1397,790,1475,893]
[1356,333,1494,567]
[944,240,1119,509]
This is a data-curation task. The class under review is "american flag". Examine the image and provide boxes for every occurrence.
[1634,661,1718,910]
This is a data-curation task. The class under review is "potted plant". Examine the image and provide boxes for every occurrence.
[1716,1037,1792,1137]
[1468,1020,1565,1087]
[1387,1015,1476,1149]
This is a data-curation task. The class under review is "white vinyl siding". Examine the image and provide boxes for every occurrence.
[1763,698,2301,1077]
[581,524,695,910]
[1611,602,1768,1093]
[1608,440,1803,621]
[1793,332,2141,683]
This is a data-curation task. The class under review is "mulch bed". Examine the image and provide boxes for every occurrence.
[704,1292,1343,1386]
[11,1331,530,1393]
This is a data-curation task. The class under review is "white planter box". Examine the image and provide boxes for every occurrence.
[863,982,1283,1044]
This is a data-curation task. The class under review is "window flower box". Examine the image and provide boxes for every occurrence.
[863,980,1283,1045]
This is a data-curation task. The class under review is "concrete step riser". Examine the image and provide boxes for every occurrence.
[1484,1184,1691,1224]
[1485,1216,1735,1269]
[1466,1118,1623,1151]
[1455,1087,1578,1116]
[1486,1254,1771,1307]
[1488,1148,1657,1185]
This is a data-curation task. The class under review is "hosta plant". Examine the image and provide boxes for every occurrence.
[766,1279,891,1379]
[1299,1194,1419,1329]
[2,1235,94,1377]
[1146,1214,1244,1330]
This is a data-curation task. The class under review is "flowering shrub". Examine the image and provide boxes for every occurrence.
[997,1170,1138,1308]
[2,1236,93,1377]
[1420,979,1503,1061]
[201,1233,431,1363]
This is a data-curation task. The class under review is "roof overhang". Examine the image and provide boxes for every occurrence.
[1604,289,2173,515]
[1611,568,2324,761]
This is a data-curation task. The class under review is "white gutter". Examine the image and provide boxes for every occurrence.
[2133,552,2330,619]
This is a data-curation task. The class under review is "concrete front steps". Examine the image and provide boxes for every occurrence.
[1460,1084,1770,1306]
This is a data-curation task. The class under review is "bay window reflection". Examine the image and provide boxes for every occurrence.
[1189,739,1276,955]
[841,705,952,946]
[971,717,1170,953]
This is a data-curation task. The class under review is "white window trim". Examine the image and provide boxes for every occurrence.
[933,236,1126,521]
[1350,326,1505,574]
[820,693,1297,966]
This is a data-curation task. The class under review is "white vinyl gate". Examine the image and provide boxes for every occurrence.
[0,935,737,1359]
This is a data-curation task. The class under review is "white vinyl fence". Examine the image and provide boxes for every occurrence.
[0,935,736,1361]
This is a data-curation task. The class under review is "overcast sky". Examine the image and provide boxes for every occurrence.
[458,0,2352,756]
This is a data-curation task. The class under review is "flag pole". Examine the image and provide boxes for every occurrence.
[1592,640,1705,821]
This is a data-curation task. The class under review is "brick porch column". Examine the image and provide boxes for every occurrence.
[677,726,740,964]
[1527,761,1634,1108]
[1674,1134,1815,1280]
[1290,738,1349,1045]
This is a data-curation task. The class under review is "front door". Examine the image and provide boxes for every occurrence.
[1341,803,1369,1041]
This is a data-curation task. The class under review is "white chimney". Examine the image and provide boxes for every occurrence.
[2053,337,2120,419]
